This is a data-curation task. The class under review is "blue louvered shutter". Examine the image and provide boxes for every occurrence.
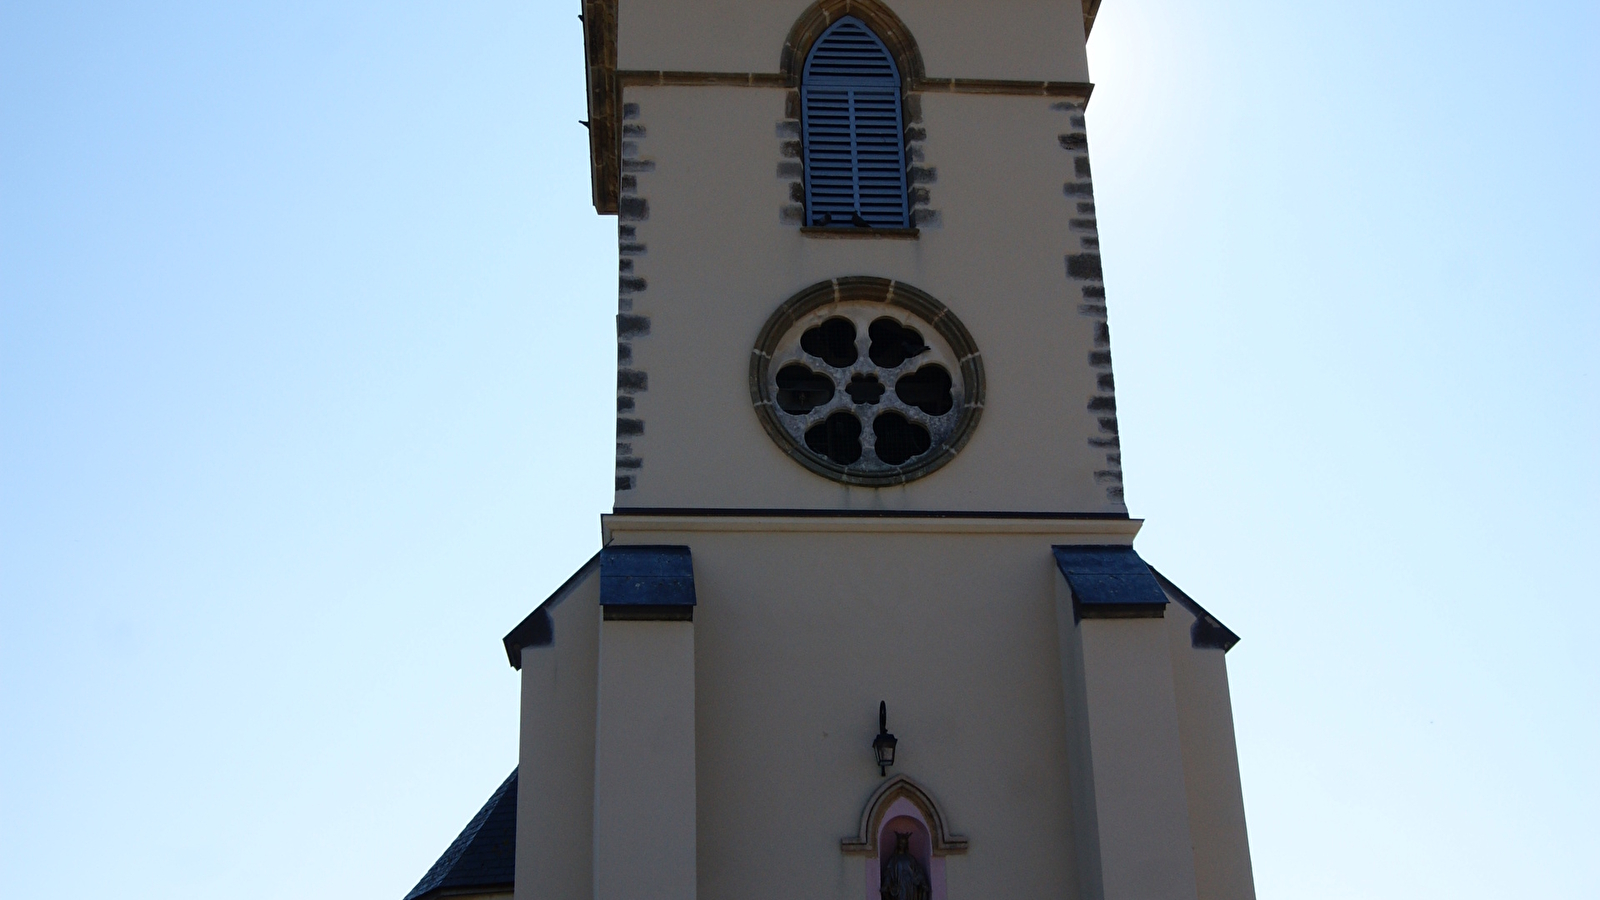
[802,18,909,229]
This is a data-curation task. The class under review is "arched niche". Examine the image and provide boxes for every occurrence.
[844,776,964,900]
[841,774,968,855]
[780,0,926,88]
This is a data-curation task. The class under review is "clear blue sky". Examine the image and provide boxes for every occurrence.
[2,1,1595,898]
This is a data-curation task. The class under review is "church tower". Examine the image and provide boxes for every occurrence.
[403,4,1255,900]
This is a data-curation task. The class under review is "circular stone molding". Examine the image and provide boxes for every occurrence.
[750,277,984,486]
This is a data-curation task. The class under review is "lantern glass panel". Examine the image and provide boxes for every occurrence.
[874,734,897,769]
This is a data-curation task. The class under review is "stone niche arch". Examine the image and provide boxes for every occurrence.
[780,0,926,88]
[842,774,968,855]
[843,775,966,900]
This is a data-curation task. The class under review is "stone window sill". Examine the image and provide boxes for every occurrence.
[800,227,920,240]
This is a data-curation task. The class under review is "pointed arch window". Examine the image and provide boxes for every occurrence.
[801,17,909,230]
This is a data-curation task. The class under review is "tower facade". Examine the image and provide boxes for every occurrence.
[405,4,1256,900]
[598,1,1127,513]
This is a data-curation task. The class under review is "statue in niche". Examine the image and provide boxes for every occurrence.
[880,832,931,900]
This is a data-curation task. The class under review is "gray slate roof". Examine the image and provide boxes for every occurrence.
[404,769,517,900]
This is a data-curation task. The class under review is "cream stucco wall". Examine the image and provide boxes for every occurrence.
[1055,567,1200,900]
[595,619,698,900]
[616,0,1090,82]
[613,520,1123,900]
[512,520,1254,900]
[1164,594,1257,900]
[619,84,1116,512]
[515,575,599,900]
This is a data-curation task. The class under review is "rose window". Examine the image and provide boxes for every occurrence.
[751,278,984,486]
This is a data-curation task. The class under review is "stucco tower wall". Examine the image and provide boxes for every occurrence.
[615,0,1091,83]
[514,574,600,900]
[609,0,1119,512]
[1054,565,1202,900]
[594,618,699,900]
[1164,595,1257,900]
[508,527,1254,900]
[614,83,1120,512]
[1057,577,1105,899]
[602,516,1141,900]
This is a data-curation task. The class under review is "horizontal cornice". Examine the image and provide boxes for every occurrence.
[616,69,1093,99]
[618,70,788,88]
[603,511,1142,541]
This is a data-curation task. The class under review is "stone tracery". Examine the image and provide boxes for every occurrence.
[750,278,984,486]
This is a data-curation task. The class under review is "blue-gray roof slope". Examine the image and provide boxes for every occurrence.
[403,769,517,900]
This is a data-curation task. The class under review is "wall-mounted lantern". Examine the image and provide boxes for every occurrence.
[872,700,898,776]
